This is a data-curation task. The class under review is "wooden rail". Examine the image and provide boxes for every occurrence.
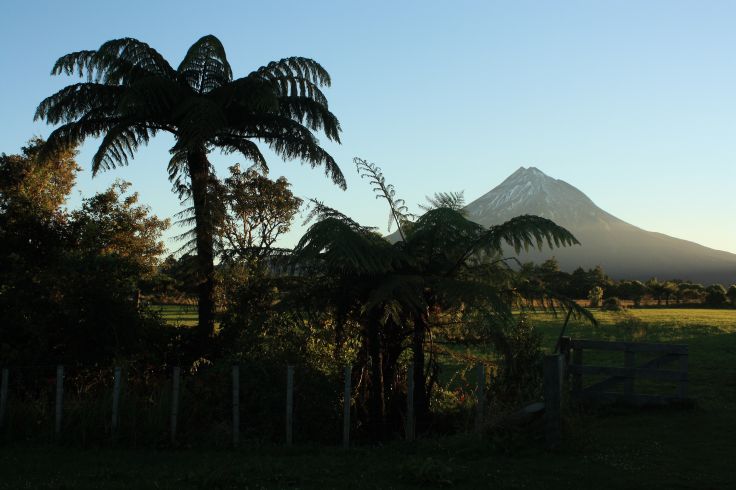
[562,337,689,406]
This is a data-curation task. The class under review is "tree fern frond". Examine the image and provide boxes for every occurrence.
[91,123,156,174]
[51,50,98,79]
[34,83,122,124]
[355,157,414,240]
[361,274,425,321]
[254,124,344,189]
[277,96,341,142]
[42,115,119,159]
[171,97,227,147]
[293,217,394,275]
[483,215,579,254]
[118,76,183,119]
[167,150,190,197]
[254,57,331,87]
[177,35,233,94]
[419,191,466,214]
[301,199,373,231]
[211,76,279,113]
[212,135,269,173]
[93,38,176,83]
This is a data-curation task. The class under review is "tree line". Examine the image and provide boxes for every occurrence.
[517,259,736,307]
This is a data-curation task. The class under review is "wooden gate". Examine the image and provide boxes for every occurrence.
[560,338,689,406]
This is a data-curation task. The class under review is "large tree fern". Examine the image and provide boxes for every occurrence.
[36,35,344,342]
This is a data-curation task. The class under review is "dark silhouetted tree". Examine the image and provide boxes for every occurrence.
[291,159,586,437]
[705,284,727,306]
[727,284,736,306]
[35,35,343,345]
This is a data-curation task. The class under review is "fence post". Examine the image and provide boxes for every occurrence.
[475,363,485,433]
[406,364,415,441]
[111,366,122,439]
[624,350,635,396]
[0,368,8,431]
[55,365,64,439]
[571,347,583,397]
[170,366,180,445]
[544,355,562,449]
[232,364,240,448]
[342,365,351,449]
[286,365,294,447]
[559,336,571,365]
[678,351,689,399]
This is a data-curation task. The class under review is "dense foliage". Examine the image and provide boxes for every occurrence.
[0,139,169,367]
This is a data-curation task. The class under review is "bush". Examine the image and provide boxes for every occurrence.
[601,296,624,311]
[616,316,648,341]
[217,265,347,443]
[487,315,544,411]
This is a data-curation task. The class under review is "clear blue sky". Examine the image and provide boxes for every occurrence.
[2,0,735,254]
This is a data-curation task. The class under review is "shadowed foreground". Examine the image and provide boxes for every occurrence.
[1,407,734,490]
[2,310,734,489]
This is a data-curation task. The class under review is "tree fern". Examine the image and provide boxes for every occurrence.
[36,35,344,339]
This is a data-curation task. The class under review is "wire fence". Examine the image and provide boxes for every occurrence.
[0,361,489,448]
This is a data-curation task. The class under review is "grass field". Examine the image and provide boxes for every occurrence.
[149,303,199,327]
[2,308,734,489]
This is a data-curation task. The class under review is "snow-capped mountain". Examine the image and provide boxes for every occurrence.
[463,167,736,284]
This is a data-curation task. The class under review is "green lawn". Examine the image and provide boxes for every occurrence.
[2,308,734,489]
[150,303,199,327]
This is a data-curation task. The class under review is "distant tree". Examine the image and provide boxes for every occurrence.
[540,257,561,274]
[535,257,570,296]
[36,35,344,344]
[567,265,609,299]
[618,280,649,307]
[677,283,705,304]
[646,278,667,306]
[212,165,301,263]
[589,265,610,288]
[151,253,200,300]
[588,286,604,308]
[727,285,736,306]
[704,284,728,307]
[568,267,589,298]
[662,281,679,306]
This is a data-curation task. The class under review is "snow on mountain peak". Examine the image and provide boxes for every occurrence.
[464,166,609,228]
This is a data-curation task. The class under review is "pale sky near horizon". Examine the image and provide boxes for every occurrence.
[1,0,735,254]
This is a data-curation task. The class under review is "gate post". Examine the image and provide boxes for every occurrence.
[544,355,563,448]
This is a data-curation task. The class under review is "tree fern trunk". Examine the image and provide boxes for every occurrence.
[412,312,429,432]
[188,148,216,342]
[367,319,386,439]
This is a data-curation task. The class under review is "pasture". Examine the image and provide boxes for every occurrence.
[2,307,734,489]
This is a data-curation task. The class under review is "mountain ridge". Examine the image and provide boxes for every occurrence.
[461,167,736,284]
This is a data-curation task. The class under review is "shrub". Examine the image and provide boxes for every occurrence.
[601,296,624,311]
[487,315,544,410]
[617,316,648,341]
